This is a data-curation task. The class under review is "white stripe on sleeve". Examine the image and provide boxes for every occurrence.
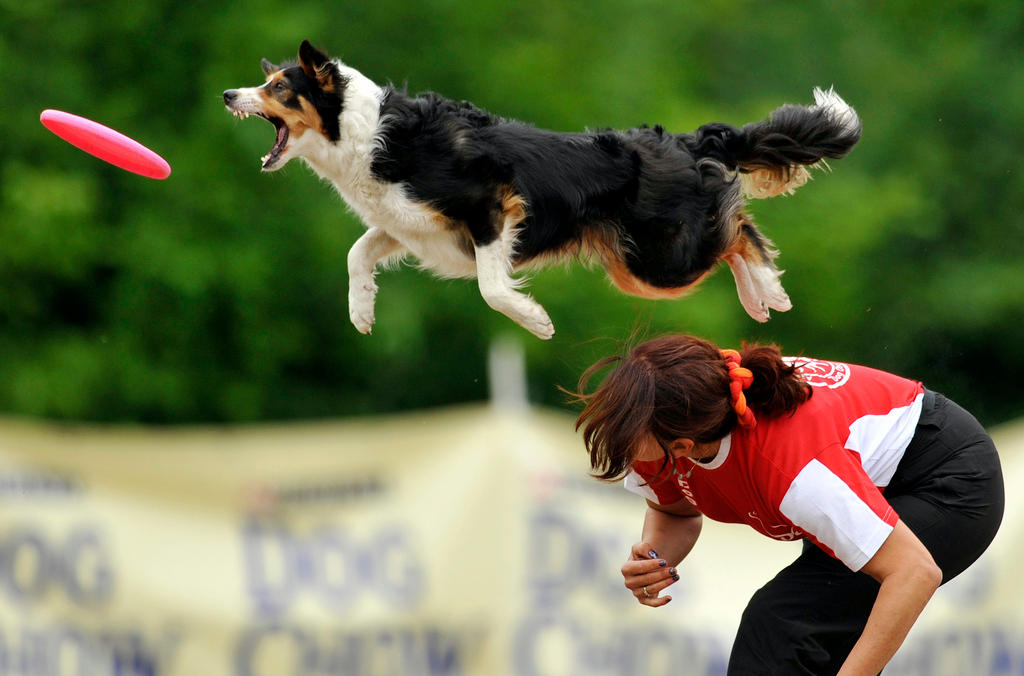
[846,393,923,487]
[623,470,660,503]
[779,459,895,571]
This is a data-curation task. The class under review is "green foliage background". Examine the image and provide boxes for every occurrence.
[2,0,1022,425]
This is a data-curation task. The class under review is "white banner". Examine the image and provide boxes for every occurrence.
[0,407,1020,675]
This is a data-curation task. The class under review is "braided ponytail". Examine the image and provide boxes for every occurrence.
[575,335,811,482]
[737,343,812,417]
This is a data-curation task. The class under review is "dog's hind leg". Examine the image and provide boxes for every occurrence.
[474,200,555,340]
[348,227,405,334]
[724,219,792,322]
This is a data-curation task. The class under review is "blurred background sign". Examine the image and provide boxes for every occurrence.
[0,403,1021,675]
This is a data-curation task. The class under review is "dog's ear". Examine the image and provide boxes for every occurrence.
[261,58,278,77]
[298,40,335,90]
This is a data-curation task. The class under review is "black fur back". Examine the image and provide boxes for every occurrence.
[369,87,859,291]
[371,89,729,283]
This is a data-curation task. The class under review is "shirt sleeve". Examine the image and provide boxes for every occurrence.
[623,461,685,505]
[778,444,898,571]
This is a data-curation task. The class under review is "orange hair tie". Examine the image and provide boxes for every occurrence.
[720,349,756,429]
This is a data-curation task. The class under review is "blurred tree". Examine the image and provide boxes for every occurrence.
[0,0,1020,425]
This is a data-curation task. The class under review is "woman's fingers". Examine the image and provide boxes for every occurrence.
[639,588,673,607]
[630,542,661,561]
[627,567,679,595]
[623,542,680,606]
[633,578,674,606]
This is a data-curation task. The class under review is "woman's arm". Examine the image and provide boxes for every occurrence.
[621,498,703,607]
[838,519,942,675]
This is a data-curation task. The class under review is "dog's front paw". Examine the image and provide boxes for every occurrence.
[527,319,555,340]
[479,286,556,340]
[350,307,375,334]
[349,279,378,335]
[520,308,556,340]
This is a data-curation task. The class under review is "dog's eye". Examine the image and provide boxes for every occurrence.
[273,82,286,92]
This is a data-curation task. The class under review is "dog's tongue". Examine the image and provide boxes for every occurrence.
[261,118,289,169]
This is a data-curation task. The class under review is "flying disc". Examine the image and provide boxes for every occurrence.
[40,109,171,180]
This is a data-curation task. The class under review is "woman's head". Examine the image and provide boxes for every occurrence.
[575,334,811,481]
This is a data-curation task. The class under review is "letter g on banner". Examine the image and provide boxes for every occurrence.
[0,525,114,607]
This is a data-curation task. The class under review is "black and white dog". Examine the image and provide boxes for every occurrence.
[224,41,861,339]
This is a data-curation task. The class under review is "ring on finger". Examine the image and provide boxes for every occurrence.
[642,585,651,598]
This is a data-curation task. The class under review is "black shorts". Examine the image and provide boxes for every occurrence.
[726,391,1005,675]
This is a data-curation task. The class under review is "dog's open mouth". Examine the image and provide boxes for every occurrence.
[260,115,289,169]
[231,109,289,169]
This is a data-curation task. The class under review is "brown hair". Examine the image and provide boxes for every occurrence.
[574,334,811,481]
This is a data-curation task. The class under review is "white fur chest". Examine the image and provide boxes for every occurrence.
[338,174,477,278]
[301,65,477,278]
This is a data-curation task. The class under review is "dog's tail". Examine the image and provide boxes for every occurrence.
[689,87,862,199]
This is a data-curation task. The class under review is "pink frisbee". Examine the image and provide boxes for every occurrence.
[40,109,171,180]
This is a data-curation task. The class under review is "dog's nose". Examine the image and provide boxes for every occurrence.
[223,90,238,104]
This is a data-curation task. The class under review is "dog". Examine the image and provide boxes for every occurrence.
[224,40,861,339]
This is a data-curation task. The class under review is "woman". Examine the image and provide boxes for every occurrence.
[575,334,1003,675]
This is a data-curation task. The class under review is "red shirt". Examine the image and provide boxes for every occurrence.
[625,358,924,570]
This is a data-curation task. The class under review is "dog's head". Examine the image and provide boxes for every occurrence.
[223,40,345,171]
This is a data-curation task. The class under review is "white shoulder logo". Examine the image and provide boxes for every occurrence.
[783,357,851,389]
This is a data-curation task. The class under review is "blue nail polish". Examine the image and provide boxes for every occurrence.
[659,560,667,567]
[648,549,658,559]
[672,574,680,581]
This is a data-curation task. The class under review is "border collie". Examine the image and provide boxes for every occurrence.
[224,40,861,339]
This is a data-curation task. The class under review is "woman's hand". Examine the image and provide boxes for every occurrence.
[622,498,702,607]
[621,542,680,607]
